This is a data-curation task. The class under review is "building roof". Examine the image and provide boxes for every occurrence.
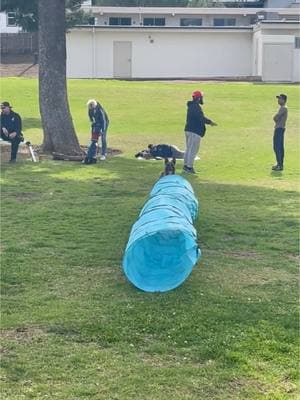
[81,5,300,16]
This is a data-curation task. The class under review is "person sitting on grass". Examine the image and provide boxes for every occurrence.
[0,101,24,163]
[135,143,185,159]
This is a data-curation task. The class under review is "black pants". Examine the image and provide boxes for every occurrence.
[273,127,285,167]
[1,135,22,161]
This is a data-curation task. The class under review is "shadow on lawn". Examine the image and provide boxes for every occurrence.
[1,157,298,371]
[22,117,42,131]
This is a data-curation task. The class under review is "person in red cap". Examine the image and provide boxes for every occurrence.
[183,90,217,174]
[272,94,288,171]
[0,101,24,163]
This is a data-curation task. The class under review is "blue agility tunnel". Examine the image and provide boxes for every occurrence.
[123,175,201,292]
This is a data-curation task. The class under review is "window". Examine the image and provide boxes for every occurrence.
[180,18,202,27]
[295,37,300,49]
[109,17,131,26]
[143,17,165,26]
[7,12,16,27]
[213,18,236,27]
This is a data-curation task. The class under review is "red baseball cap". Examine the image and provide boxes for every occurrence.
[192,90,203,99]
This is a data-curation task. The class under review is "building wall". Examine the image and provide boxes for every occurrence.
[253,24,300,81]
[94,13,252,27]
[66,28,253,79]
[0,12,21,33]
[293,45,300,82]
[264,0,296,7]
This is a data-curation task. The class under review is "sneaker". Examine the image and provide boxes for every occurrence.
[82,157,97,165]
[100,155,106,161]
[272,165,283,171]
[183,165,196,174]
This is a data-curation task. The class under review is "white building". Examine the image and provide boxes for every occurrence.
[0,11,21,33]
[65,6,299,82]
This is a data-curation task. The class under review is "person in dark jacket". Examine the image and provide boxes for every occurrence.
[83,99,109,164]
[183,90,217,174]
[0,101,24,163]
[148,144,185,159]
[135,144,185,160]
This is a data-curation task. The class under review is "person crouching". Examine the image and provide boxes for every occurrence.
[83,99,109,164]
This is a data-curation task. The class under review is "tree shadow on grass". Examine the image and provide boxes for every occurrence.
[22,117,42,131]
[1,157,299,391]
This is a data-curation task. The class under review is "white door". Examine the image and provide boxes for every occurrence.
[113,41,132,78]
[262,44,293,82]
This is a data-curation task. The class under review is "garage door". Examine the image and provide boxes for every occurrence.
[262,44,293,82]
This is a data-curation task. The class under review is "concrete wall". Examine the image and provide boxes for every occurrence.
[293,46,300,82]
[0,12,21,33]
[253,24,300,81]
[66,28,253,79]
[94,13,252,27]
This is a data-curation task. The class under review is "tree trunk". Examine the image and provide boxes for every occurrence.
[38,0,83,156]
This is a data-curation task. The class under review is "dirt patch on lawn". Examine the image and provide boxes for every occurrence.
[0,326,47,343]
[1,142,122,164]
[14,192,41,202]
[223,251,259,260]
[219,266,296,288]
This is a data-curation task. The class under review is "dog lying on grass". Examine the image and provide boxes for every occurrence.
[160,158,176,178]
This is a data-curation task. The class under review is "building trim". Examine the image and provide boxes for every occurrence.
[73,25,253,32]
[82,6,300,16]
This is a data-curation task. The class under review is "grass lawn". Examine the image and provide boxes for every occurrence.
[1,78,300,399]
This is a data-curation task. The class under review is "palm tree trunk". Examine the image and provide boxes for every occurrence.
[38,0,83,156]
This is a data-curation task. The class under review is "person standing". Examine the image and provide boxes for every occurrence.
[84,99,109,164]
[183,90,217,174]
[0,101,24,163]
[272,94,288,171]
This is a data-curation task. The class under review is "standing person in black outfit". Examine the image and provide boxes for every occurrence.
[183,90,217,174]
[83,99,109,164]
[0,101,24,163]
[272,94,288,171]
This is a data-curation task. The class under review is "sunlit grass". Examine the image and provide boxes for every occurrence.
[1,79,299,400]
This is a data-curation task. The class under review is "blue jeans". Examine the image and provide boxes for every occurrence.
[100,130,107,156]
[91,125,108,156]
[273,127,285,167]
[1,133,22,161]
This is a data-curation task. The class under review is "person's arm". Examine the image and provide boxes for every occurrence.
[8,113,22,139]
[0,120,9,137]
[95,107,105,131]
[204,114,217,126]
[273,107,285,123]
[14,113,22,134]
[88,108,94,123]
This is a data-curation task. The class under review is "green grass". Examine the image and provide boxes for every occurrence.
[1,78,300,399]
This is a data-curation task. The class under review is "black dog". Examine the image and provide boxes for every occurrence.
[160,158,176,178]
[135,149,152,159]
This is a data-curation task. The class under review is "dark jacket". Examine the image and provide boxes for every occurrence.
[184,100,212,137]
[1,110,22,140]
[149,144,173,158]
[88,102,109,133]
